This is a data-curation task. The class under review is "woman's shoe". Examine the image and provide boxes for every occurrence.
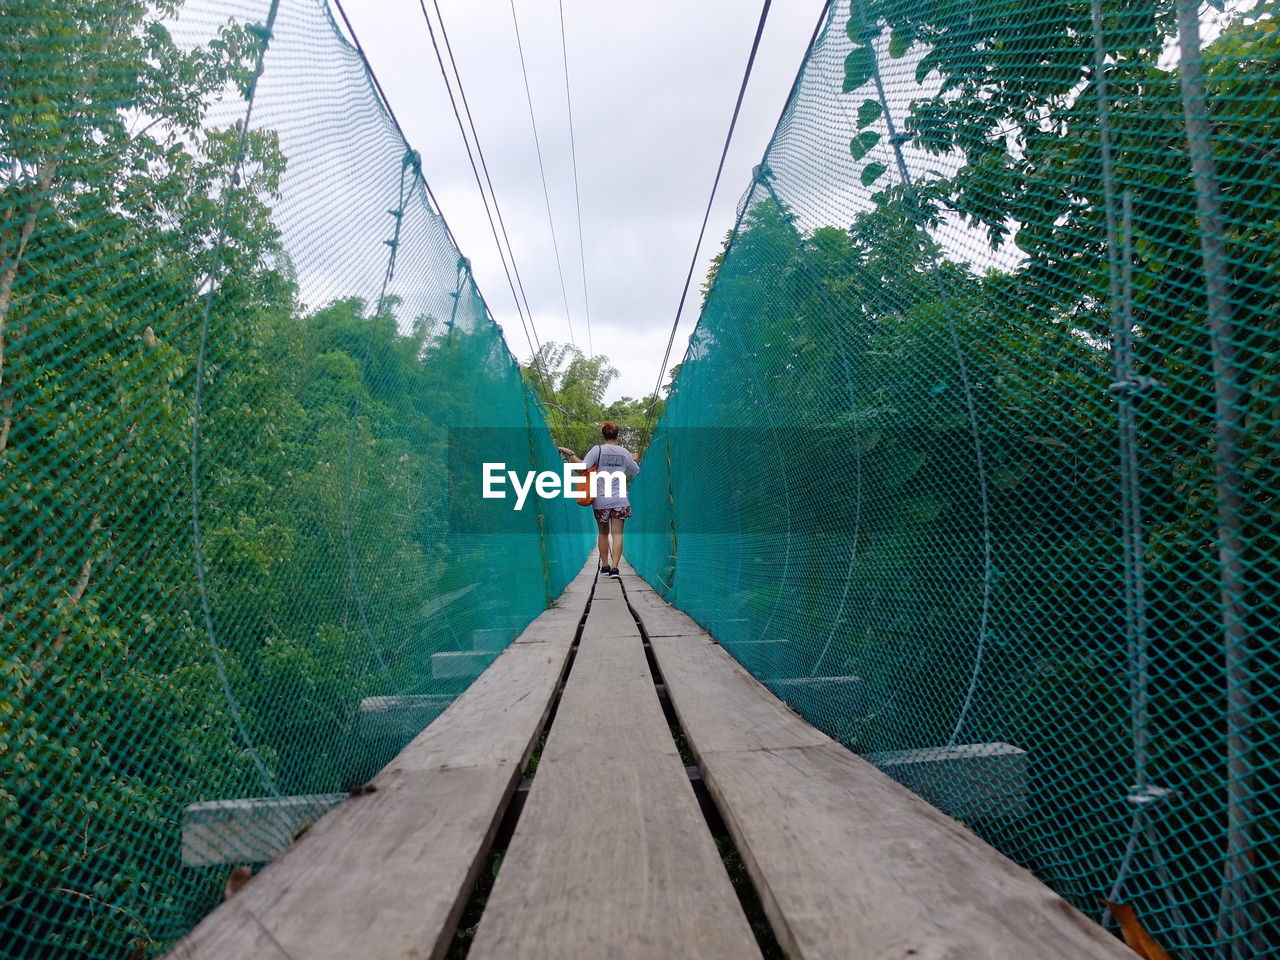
[608,567,621,579]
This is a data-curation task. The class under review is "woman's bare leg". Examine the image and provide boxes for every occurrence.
[597,520,611,568]
[609,517,625,568]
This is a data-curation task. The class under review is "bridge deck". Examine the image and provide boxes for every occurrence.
[168,557,1135,960]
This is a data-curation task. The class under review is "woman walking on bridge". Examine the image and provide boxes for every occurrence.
[581,421,640,579]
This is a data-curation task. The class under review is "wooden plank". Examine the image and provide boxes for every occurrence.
[623,569,1136,960]
[471,627,510,652]
[182,793,345,866]
[623,583,710,638]
[865,742,1030,819]
[431,650,496,679]
[769,675,884,718]
[692,743,1133,960]
[419,582,479,618]
[356,693,454,740]
[166,557,597,960]
[645,637,827,754]
[468,586,760,960]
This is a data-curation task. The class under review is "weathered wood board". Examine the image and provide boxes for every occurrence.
[431,650,497,679]
[618,564,1136,960]
[356,693,454,740]
[467,578,760,960]
[165,559,597,960]
[182,793,346,866]
[865,741,1030,819]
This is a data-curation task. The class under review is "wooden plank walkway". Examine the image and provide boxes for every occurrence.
[467,573,760,959]
[614,561,1136,960]
[169,557,1137,960]
[167,561,595,960]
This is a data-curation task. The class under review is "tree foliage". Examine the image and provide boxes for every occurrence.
[0,2,568,954]
[522,341,662,455]
[640,2,1280,951]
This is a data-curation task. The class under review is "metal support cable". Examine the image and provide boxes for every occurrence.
[332,0,458,253]
[1171,0,1253,955]
[416,0,536,361]
[508,0,577,350]
[557,0,593,355]
[417,0,544,366]
[640,0,779,451]
[843,0,995,747]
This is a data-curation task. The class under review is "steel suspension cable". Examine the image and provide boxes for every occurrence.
[641,0,805,452]
[414,0,541,364]
[427,0,543,351]
[557,0,593,355]
[508,0,578,350]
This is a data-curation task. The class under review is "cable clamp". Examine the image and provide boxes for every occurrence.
[1107,375,1160,399]
[1126,784,1171,807]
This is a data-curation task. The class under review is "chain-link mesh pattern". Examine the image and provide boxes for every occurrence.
[629,1,1277,955]
[1,1,590,954]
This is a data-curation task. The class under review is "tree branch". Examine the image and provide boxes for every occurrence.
[0,29,116,419]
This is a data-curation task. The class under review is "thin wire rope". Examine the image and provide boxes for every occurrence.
[641,0,830,453]
[508,0,577,350]
[334,0,554,662]
[337,156,416,680]
[845,0,994,747]
[336,0,559,436]
[188,0,283,798]
[430,0,541,352]
[331,0,458,254]
[557,0,593,355]
[1087,0,1158,928]
[415,0,540,365]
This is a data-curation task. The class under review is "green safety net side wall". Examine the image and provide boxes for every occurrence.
[628,0,1278,955]
[0,0,590,955]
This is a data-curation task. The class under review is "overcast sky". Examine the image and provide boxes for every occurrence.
[336,0,826,401]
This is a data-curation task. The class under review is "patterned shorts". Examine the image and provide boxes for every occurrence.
[593,505,633,522]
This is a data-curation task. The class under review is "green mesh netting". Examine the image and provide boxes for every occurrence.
[629,0,1277,955]
[1,0,590,954]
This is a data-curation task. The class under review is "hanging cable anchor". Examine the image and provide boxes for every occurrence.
[1107,375,1161,399]
[1126,784,1172,807]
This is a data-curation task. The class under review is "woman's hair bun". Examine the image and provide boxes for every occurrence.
[601,421,619,439]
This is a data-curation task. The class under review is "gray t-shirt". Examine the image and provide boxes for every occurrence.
[582,443,640,511]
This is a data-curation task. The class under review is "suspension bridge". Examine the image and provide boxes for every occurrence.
[1,0,1275,958]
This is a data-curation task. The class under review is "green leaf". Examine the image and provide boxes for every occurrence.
[888,26,913,59]
[850,131,880,161]
[843,48,875,93]
[846,11,882,43]
[860,161,888,187]
[916,48,942,85]
[857,98,883,129]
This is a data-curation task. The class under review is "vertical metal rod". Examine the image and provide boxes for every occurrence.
[1172,2,1251,955]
